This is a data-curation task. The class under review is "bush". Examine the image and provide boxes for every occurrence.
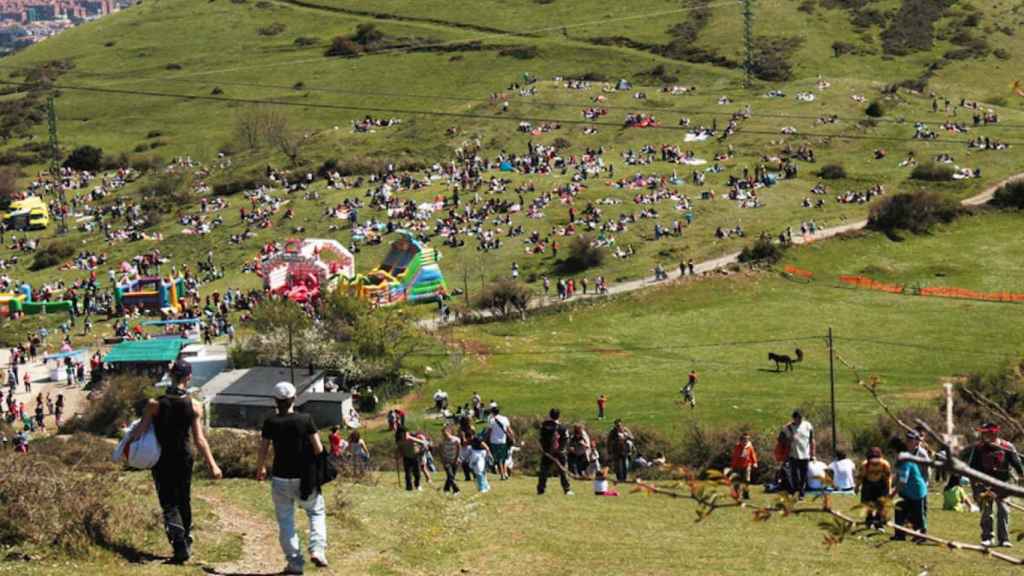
[994,47,1011,60]
[30,239,75,270]
[352,23,384,46]
[865,100,885,117]
[258,22,286,36]
[63,145,103,171]
[204,429,260,479]
[867,190,960,235]
[751,36,804,81]
[738,236,785,264]
[294,36,318,47]
[475,278,531,319]
[498,45,540,59]
[0,435,122,556]
[165,63,183,70]
[559,234,606,273]
[326,36,361,57]
[64,374,156,437]
[817,164,847,180]
[910,161,955,182]
[990,180,1024,209]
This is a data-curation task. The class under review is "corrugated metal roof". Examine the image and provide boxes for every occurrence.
[103,339,186,364]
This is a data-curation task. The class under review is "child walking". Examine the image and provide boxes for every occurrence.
[467,437,492,493]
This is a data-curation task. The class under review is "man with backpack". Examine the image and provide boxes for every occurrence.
[607,419,634,482]
[256,381,328,574]
[968,422,1024,547]
[128,360,222,564]
[537,408,573,496]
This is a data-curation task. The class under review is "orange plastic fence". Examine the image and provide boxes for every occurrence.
[838,275,1024,303]
[784,265,814,279]
[838,275,905,294]
[919,286,1024,303]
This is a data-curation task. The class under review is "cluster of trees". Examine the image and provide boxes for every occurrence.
[235,105,307,166]
[232,293,426,395]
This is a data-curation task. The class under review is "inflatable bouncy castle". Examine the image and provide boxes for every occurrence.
[262,239,355,304]
[115,276,185,314]
[2,283,73,317]
[342,231,448,305]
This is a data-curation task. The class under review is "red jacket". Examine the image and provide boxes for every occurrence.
[730,442,758,470]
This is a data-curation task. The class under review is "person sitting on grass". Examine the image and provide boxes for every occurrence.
[593,467,619,496]
[943,475,977,512]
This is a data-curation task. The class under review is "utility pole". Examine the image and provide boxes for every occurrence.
[288,324,296,386]
[463,266,470,304]
[47,94,67,235]
[743,0,755,88]
[828,326,837,457]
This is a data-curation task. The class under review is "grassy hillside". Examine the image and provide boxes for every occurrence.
[15,472,1024,576]
[0,0,1023,300]
[415,211,1024,437]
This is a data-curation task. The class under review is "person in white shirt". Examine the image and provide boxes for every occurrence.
[829,451,857,492]
[781,410,814,498]
[486,407,515,480]
[806,459,828,491]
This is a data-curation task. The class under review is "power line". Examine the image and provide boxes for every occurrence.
[20,72,1021,132]
[832,336,1019,359]
[6,80,1021,147]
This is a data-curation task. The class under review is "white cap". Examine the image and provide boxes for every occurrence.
[272,381,296,400]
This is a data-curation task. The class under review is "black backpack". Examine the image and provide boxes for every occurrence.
[539,420,565,454]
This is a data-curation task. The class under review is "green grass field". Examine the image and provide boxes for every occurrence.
[1,0,1024,302]
[406,211,1024,439]
[15,473,1024,576]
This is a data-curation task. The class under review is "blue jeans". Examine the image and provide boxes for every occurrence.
[271,477,327,569]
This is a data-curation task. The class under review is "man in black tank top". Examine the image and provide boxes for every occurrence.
[129,360,222,564]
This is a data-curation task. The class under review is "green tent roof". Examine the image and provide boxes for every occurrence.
[103,339,186,364]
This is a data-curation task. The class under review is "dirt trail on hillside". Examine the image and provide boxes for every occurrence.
[200,490,281,576]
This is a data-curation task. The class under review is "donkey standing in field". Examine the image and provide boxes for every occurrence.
[768,348,804,372]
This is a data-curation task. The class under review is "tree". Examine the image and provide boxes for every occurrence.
[476,278,531,320]
[63,145,103,171]
[242,298,314,372]
[235,105,306,165]
[318,291,424,375]
[0,167,18,205]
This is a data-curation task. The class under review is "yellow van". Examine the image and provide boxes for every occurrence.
[3,196,50,230]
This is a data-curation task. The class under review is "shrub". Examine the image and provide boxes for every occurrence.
[475,278,531,319]
[30,239,75,270]
[865,100,885,117]
[64,374,156,436]
[294,36,319,47]
[831,41,856,56]
[559,234,606,273]
[738,236,785,264]
[352,23,384,46]
[498,45,540,59]
[910,162,955,182]
[994,47,1011,60]
[817,164,847,180]
[750,36,804,82]
[881,0,948,55]
[165,63,183,70]
[326,36,361,57]
[63,145,103,171]
[867,190,960,235]
[0,435,122,556]
[552,137,571,150]
[990,180,1024,209]
[145,130,162,139]
[204,429,260,479]
[258,22,286,36]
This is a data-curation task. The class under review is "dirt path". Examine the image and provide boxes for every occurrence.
[200,490,281,576]
[420,172,1024,331]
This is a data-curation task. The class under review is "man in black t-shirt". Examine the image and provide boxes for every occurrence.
[257,382,327,575]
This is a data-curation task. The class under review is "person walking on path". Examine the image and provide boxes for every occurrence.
[486,406,515,480]
[596,394,607,420]
[893,431,929,542]
[537,408,573,496]
[606,419,634,482]
[256,382,328,574]
[729,432,758,499]
[781,410,814,499]
[128,360,222,564]
[856,446,892,529]
[440,425,462,495]
[967,422,1024,547]
[395,425,428,491]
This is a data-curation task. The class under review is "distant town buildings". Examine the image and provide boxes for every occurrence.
[0,0,133,53]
